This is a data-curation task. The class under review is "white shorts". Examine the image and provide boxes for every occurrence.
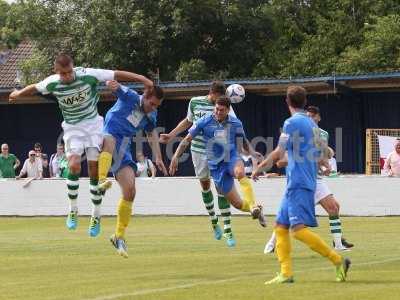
[315,179,333,204]
[191,151,210,180]
[62,115,104,159]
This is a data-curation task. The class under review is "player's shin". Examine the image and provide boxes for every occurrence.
[275,226,293,277]
[238,177,255,212]
[218,194,232,235]
[90,178,102,217]
[98,151,113,182]
[67,172,79,211]
[202,189,218,227]
[329,215,344,247]
[116,198,133,238]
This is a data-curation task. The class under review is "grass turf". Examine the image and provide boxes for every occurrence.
[0,216,399,300]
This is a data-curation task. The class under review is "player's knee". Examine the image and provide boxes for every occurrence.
[235,168,245,179]
[123,186,136,202]
[335,200,340,212]
[68,161,81,174]
[326,202,339,215]
[200,179,210,191]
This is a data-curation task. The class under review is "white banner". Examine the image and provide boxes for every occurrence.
[377,135,398,175]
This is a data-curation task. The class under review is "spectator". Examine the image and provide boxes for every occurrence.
[49,143,68,178]
[0,143,20,178]
[16,150,43,179]
[383,140,400,177]
[136,152,156,178]
[34,142,49,178]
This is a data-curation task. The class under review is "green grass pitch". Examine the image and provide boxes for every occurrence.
[1,216,399,300]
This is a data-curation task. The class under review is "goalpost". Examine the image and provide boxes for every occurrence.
[365,129,400,175]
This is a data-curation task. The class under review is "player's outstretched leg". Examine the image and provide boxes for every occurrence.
[264,230,276,254]
[238,176,266,227]
[218,194,235,247]
[292,226,351,282]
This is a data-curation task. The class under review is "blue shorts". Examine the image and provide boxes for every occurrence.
[104,130,137,176]
[210,156,240,194]
[276,188,317,228]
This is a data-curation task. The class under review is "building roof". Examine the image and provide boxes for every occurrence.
[0,40,35,88]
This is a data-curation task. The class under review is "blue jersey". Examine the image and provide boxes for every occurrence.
[104,85,157,137]
[188,114,246,167]
[278,112,320,191]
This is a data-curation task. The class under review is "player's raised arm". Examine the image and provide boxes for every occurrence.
[114,71,153,89]
[169,133,193,176]
[252,146,285,181]
[146,129,168,176]
[160,97,197,144]
[160,118,193,144]
[9,84,39,102]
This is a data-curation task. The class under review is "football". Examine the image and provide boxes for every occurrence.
[226,84,245,103]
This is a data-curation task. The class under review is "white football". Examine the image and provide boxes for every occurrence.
[226,84,245,103]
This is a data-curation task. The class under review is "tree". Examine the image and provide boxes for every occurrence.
[175,59,208,81]
[337,15,400,73]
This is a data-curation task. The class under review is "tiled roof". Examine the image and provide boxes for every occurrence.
[0,40,35,88]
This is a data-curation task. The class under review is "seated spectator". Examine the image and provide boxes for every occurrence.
[0,143,20,178]
[34,142,49,178]
[16,150,43,179]
[383,140,400,177]
[49,143,68,178]
[136,152,156,178]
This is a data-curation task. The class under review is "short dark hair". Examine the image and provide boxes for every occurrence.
[54,54,73,68]
[215,96,231,109]
[209,81,226,96]
[286,85,307,109]
[34,142,42,150]
[149,85,164,102]
[306,105,320,115]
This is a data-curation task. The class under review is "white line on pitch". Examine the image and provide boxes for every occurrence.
[86,257,400,300]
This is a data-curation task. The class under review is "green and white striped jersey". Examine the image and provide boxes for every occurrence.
[35,67,114,124]
[318,128,330,179]
[320,128,329,144]
[186,96,236,154]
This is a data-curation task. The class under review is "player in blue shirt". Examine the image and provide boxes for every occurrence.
[99,79,168,258]
[252,86,351,284]
[169,96,266,247]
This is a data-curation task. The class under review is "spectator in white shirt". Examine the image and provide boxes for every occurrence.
[34,142,49,178]
[16,150,43,179]
[136,152,156,178]
[383,140,400,177]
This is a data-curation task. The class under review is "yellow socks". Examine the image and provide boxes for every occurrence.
[239,177,256,212]
[275,227,293,277]
[98,151,113,182]
[293,227,342,265]
[116,198,133,239]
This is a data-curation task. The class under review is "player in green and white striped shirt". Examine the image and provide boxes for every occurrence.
[160,81,237,246]
[9,54,152,237]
